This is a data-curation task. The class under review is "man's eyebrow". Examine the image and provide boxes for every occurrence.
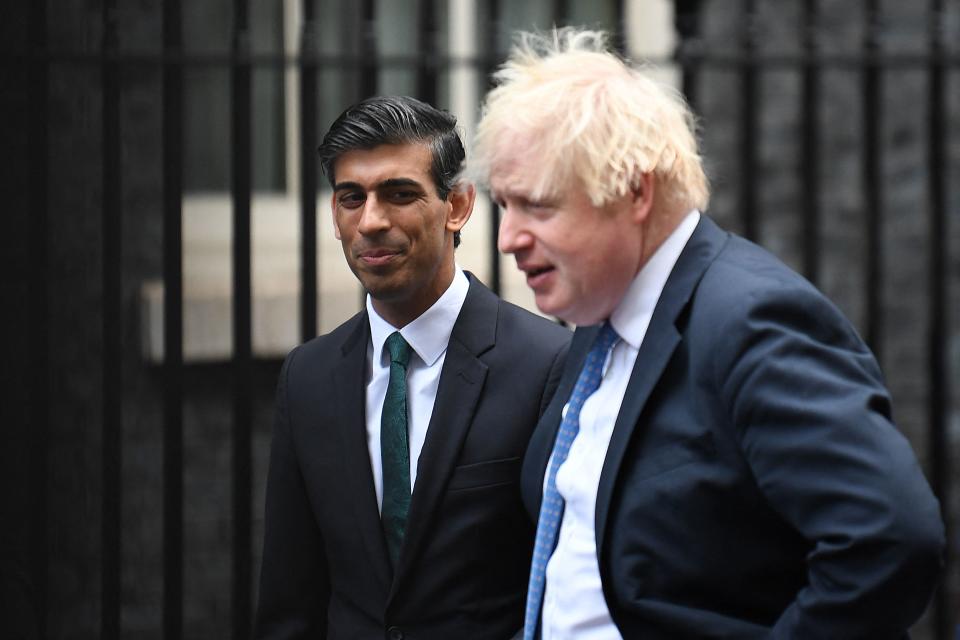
[333,177,425,192]
[379,178,424,190]
[332,180,363,192]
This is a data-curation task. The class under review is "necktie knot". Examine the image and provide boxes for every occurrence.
[385,331,411,368]
[592,321,620,357]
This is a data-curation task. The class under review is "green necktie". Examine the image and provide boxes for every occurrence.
[381,331,412,568]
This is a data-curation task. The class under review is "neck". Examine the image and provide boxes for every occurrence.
[637,198,688,274]
[371,261,457,328]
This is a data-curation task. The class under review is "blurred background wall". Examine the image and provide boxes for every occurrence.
[1,0,958,638]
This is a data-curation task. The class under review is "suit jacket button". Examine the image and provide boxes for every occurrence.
[386,626,404,640]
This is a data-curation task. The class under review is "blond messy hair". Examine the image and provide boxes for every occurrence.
[470,28,709,210]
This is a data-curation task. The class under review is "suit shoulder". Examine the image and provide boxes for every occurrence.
[704,235,816,298]
[496,298,571,351]
[692,234,866,353]
[285,311,365,369]
[693,234,846,325]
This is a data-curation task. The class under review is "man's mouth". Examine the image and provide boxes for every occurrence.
[522,264,555,287]
[358,248,401,266]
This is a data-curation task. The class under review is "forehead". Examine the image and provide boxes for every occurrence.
[333,142,434,187]
[486,135,556,199]
[488,151,540,196]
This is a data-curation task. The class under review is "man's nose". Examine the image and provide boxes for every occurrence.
[497,205,530,254]
[357,195,390,235]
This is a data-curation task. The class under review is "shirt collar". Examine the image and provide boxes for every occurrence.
[610,209,700,349]
[367,266,470,368]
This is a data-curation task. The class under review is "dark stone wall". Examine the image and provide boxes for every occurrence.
[1,0,956,638]
[1,0,45,636]
[0,1,275,637]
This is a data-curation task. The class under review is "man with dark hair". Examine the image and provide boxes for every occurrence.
[317,96,467,247]
[255,95,570,639]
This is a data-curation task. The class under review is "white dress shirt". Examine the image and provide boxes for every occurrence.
[365,267,470,511]
[541,210,700,639]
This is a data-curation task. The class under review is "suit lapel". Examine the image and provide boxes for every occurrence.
[524,325,598,516]
[332,312,393,593]
[388,275,495,601]
[595,216,729,556]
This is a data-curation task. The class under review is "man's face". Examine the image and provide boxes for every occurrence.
[332,142,470,326]
[490,149,644,326]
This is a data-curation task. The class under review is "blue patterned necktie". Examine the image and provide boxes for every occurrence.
[381,331,412,569]
[523,321,620,639]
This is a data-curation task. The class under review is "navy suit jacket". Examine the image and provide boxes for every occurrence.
[256,274,570,640]
[521,216,944,639]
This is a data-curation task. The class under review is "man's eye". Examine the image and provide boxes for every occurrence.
[387,190,419,203]
[338,192,365,208]
[524,199,556,217]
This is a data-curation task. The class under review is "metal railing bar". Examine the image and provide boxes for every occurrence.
[553,0,570,26]
[299,0,318,343]
[801,0,821,285]
[927,1,951,637]
[100,1,123,638]
[614,0,627,55]
[357,0,378,308]
[28,0,49,635]
[484,0,502,296]
[863,0,883,363]
[162,0,184,638]
[416,0,438,104]
[230,0,254,636]
[14,50,960,69]
[739,0,758,241]
[674,0,704,114]
[359,0,377,99]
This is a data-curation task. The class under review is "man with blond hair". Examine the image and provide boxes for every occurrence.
[470,29,944,638]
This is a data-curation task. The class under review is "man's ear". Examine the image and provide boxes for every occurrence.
[630,172,656,224]
[446,182,476,234]
[330,192,342,240]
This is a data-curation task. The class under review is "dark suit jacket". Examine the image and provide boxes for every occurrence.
[256,274,570,640]
[522,216,944,639]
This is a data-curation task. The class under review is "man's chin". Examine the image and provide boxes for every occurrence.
[537,298,606,327]
[363,280,409,304]
[533,295,572,324]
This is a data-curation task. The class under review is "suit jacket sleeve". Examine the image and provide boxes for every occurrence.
[255,347,330,639]
[714,284,944,638]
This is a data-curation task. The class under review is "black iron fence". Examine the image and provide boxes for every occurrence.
[6,0,956,638]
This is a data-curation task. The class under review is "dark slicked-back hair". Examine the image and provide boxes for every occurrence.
[319,96,466,246]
